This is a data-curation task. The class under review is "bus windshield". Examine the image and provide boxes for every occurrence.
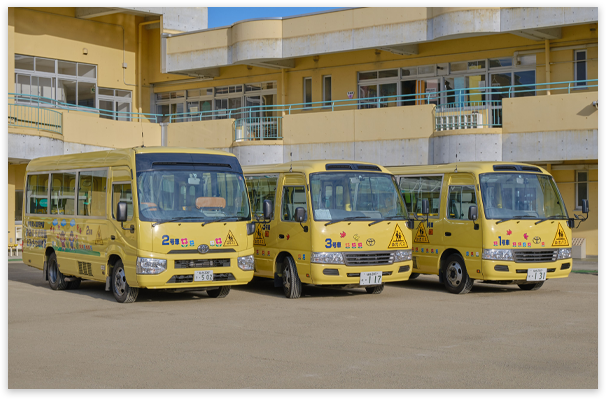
[310,172,407,221]
[136,170,250,223]
[479,173,568,220]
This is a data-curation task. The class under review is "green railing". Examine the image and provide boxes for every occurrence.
[8,93,162,122]
[8,103,63,134]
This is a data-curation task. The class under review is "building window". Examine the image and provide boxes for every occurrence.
[323,76,332,106]
[98,88,132,121]
[303,77,312,107]
[574,50,587,86]
[15,190,23,222]
[14,54,97,108]
[576,171,588,210]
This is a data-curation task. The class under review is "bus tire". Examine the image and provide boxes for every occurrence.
[518,281,544,291]
[443,254,473,294]
[66,278,81,290]
[282,256,302,299]
[409,273,420,280]
[207,286,231,298]
[47,253,68,290]
[112,260,139,303]
[365,283,384,294]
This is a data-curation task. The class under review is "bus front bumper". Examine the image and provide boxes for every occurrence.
[310,260,413,285]
[481,259,573,282]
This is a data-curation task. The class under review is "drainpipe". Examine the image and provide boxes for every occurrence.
[139,20,158,114]
[545,39,551,95]
[281,69,286,117]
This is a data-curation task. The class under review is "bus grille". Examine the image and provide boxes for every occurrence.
[174,259,230,269]
[343,252,394,266]
[513,249,558,263]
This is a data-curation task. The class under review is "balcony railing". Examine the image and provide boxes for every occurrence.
[8,103,63,134]
[8,93,162,122]
[9,80,597,140]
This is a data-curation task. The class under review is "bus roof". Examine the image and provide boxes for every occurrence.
[26,146,236,172]
[242,160,391,176]
[386,162,550,176]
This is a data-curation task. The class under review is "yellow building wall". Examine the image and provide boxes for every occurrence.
[7,164,27,247]
[166,119,234,148]
[502,92,598,133]
[552,168,598,256]
[12,8,145,110]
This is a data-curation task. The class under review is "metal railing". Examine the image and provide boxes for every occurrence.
[8,93,162,122]
[8,103,63,134]
[234,117,283,141]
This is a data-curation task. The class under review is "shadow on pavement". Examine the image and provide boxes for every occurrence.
[233,276,372,299]
[8,261,238,303]
[390,275,523,295]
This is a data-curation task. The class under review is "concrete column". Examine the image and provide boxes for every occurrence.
[160,123,168,146]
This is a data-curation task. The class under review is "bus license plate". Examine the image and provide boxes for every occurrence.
[526,268,547,282]
[194,270,213,282]
[360,271,382,286]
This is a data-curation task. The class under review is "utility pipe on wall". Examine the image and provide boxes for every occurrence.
[545,39,551,95]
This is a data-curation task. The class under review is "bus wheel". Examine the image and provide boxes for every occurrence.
[365,283,384,294]
[518,281,544,291]
[207,286,231,298]
[47,253,68,290]
[443,254,473,294]
[66,278,81,289]
[409,273,420,280]
[282,257,302,299]
[112,260,139,303]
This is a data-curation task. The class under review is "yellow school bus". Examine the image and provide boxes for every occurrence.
[388,162,588,294]
[22,147,255,303]
[242,161,414,298]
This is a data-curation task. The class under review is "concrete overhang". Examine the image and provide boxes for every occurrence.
[164,7,597,74]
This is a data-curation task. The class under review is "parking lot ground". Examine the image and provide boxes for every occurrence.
[8,261,597,389]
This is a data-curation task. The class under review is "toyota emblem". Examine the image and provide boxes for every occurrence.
[197,244,210,254]
[366,238,375,246]
[533,236,541,244]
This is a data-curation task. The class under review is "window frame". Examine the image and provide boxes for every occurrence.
[25,172,51,216]
[397,174,444,219]
[280,185,308,222]
[74,168,110,219]
[574,50,587,87]
[98,88,133,121]
[446,184,478,220]
[245,174,279,221]
[112,181,134,221]
[322,75,332,107]
[303,77,312,108]
[575,171,588,211]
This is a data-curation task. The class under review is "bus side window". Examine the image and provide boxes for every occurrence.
[448,185,476,220]
[282,186,307,221]
[113,183,133,220]
[78,170,108,216]
[51,172,76,215]
[26,174,49,214]
[399,175,443,217]
[245,175,278,219]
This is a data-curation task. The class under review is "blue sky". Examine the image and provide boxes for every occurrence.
[208,7,341,28]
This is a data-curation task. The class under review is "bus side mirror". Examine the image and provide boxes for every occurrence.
[406,220,415,229]
[294,207,308,233]
[421,199,429,215]
[468,205,478,221]
[582,199,589,214]
[567,219,575,229]
[117,202,128,222]
[263,200,273,221]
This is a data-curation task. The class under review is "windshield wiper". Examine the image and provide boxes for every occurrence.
[495,215,538,225]
[325,216,370,226]
[152,216,203,227]
[202,216,239,226]
[534,216,568,225]
[368,215,407,226]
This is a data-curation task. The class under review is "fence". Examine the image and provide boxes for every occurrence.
[234,117,283,141]
[8,103,63,134]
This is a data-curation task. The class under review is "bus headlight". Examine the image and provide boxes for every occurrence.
[557,248,572,259]
[311,252,344,264]
[395,250,412,262]
[238,255,255,271]
[136,257,167,274]
[482,249,514,261]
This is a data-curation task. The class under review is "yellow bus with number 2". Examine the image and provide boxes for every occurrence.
[243,161,414,298]
[22,147,255,303]
[388,162,588,294]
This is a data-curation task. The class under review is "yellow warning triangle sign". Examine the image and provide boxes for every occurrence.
[224,230,238,247]
[388,224,409,249]
[552,223,569,247]
[94,226,104,245]
[414,222,430,243]
[253,223,266,246]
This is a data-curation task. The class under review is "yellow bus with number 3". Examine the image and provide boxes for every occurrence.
[387,162,589,294]
[22,147,255,303]
[243,161,414,298]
